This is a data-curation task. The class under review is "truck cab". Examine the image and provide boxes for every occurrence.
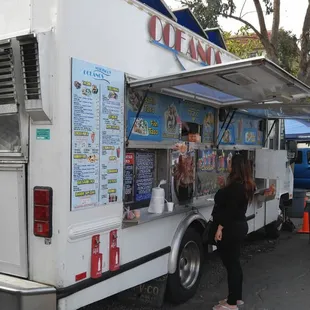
[294,148,310,189]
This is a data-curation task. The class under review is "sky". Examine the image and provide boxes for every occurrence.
[165,0,308,37]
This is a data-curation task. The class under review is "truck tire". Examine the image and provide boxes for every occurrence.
[166,228,204,304]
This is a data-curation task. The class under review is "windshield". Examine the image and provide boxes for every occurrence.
[0,115,21,152]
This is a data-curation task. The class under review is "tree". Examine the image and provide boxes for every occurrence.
[180,0,310,83]
[224,26,299,75]
[223,26,265,59]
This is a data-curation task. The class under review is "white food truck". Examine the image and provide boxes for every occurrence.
[0,0,306,309]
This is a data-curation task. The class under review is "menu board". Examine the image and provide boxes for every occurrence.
[127,90,215,143]
[135,152,155,202]
[127,90,264,146]
[219,113,263,146]
[124,153,135,202]
[71,58,124,211]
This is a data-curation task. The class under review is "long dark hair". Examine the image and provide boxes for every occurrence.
[227,154,256,202]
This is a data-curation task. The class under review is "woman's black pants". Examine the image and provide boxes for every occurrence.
[217,221,248,306]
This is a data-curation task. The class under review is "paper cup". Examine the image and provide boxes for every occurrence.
[166,202,174,212]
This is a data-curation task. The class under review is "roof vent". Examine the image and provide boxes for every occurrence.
[20,37,41,100]
[0,40,18,115]
[18,35,51,123]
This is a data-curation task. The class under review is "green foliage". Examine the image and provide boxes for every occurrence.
[182,1,300,76]
[277,29,299,76]
[223,27,264,59]
[181,0,221,29]
[181,0,275,27]
[223,27,299,75]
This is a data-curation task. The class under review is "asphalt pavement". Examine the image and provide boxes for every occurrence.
[84,219,310,310]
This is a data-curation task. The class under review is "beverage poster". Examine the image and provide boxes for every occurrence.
[71,58,124,211]
[219,124,236,145]
[202,108,215,143]
[197,149,217,197]
[217,150,234,173]
[196,149,234,197]
[197,149,217,172]
[219,113,263,146]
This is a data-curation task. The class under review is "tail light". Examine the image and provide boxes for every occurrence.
[33,187,53,238]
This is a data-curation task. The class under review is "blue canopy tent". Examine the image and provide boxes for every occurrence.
[285,119,310,141]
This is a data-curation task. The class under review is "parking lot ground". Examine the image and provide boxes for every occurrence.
[177,226,310,310]
[84,219,310,310]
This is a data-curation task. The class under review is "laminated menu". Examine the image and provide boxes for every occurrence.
[71,58,124,211]
[135,152,155,202]
[124,153,135,202]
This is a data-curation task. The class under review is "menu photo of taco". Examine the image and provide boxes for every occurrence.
[87,154,98,163]
[82,88,91,96]
[132,118,149,136]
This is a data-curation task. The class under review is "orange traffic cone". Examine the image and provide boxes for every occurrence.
[298,196,310,234]
[298,212,310,234]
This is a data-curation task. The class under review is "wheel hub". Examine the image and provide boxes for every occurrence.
[179,240,201,290]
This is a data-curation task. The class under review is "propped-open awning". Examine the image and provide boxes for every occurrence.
[128,57,310,119]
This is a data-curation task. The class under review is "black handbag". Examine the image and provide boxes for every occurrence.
[203,219,218,245]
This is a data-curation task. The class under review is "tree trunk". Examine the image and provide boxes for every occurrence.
[298,2,310,83]
[253,0,278,63]
[271,0,280,48]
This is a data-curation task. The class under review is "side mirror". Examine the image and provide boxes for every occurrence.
[286,140,297,161]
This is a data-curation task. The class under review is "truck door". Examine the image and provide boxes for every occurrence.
[0,162,28,277]
[255,149,288,227]
[0,39,29,278]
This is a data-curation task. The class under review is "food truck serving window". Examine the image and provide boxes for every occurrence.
[125,87,267,207]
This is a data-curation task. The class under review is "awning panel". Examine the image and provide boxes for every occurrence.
[129,57,310,110]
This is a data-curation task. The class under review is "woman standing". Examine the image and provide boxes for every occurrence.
[212,154,256,310]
